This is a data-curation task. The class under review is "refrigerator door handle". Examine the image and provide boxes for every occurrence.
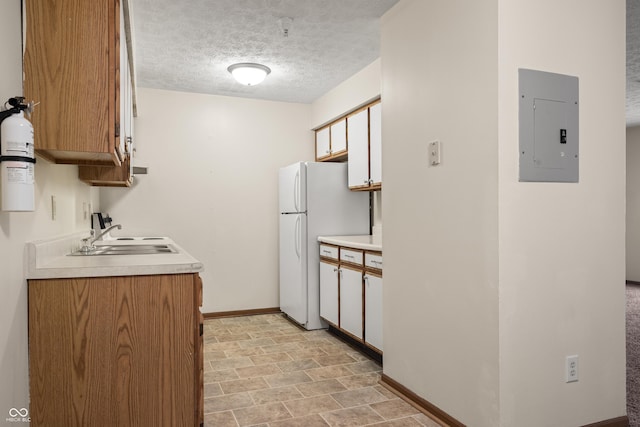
[294,215,301,259]
[294,170,300,212]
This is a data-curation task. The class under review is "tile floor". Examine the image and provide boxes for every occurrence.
[203,313,443,427]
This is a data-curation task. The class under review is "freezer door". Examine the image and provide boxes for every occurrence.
[279,162,307,213]
[279,213,308,326]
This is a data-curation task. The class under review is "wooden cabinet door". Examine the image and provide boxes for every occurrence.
[28,274,198,426]
[24,0,120,166]
[330,119,348,156]
[316,127,331,160]
[369,102,382,186]
[320,260,339,325]
[347,108,370,189]
[339,265,363,340]
[364,272,383,351]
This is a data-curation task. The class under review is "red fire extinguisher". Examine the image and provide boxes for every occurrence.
[0,97,36,212]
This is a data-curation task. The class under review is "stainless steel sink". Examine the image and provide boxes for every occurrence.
[68,244,178,256]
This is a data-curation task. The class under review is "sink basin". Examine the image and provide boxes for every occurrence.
[68,244,178,256]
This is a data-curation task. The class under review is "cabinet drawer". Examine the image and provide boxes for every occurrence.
[340,248,363,265]
[365,252,383,270]
[320,244,339,260]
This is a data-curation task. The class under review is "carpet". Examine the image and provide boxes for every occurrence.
[628,284,640,426]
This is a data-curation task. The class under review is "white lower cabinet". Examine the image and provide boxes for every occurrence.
[320,260,339,326]
[320,243,382,353]
[340,265,364,339]
[364,272,383,351]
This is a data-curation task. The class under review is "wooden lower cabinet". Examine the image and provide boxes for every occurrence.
[28,273,204,427]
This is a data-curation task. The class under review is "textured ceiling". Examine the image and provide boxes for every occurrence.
[132,0,640,124]
[628,0,640,127]
[131,0,399,104]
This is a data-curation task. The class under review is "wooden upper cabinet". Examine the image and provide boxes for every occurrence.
[24,0,122,166]
[347,100,382,191]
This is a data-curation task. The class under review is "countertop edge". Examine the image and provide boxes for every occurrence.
[317,235,382,251]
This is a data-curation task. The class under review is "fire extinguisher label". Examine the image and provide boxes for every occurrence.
[4,140,30,156]
[4,162,34,185]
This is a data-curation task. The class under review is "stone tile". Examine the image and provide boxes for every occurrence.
[204,410,238,427]
[321,405,384,427]
[374,385,399,400]
[278,358,320,373]
[204,350,227,361]
[314,354,357,367]
[369,417,424,427]
[338,372,381,390]
[287,347,328,361]
[283,395,342,417]
[204,382,223,398]
[217,333,253,342]
[205,341,242,352]
[251,352,293,365]
[203,361,214,372]
[331,387,386,408]
[238,337,276,349]
[210,357,254,371]
[250,386,304,405]
[272,334,308,343]
[347,360,382,374]
[306,365,354,381]
[232,402,292,426]
[261,342,302,354]
[248,330,285,339]
[297,339,333,349]
[296,379,348,397]
[412,413,444,427]
[204,392,254,413]
[205,369,239,383]
[224,347,265,358]
[220,377,270,394]
[265,370,314,388]
[233,363,281,379]
[346,351,372,362]
[270,414,330,427]
[370,399,421,420]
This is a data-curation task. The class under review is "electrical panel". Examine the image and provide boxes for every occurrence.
[519,69,579,182]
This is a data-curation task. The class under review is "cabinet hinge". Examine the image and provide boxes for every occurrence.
[199,323,204,337]
[115,121,120,138]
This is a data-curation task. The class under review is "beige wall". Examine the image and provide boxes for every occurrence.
[498,1,626,425]
[310,58,381,129]
[380,1,500,425]
[628,126,640,281]
[0,0,98,418]
[100,88,313,313]
[381,0,626,426]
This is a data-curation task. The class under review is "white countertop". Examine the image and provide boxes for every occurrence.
[25,232,204,280]
[317,235,382,251]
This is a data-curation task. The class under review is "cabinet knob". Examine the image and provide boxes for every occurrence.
[333,268,338,272]
[364,179,368,184]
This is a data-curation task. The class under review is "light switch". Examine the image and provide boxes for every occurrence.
[429,140,441,166]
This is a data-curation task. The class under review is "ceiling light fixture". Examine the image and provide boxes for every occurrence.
[227,63,271,86]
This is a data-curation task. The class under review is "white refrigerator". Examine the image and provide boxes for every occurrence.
[279,161,370,330]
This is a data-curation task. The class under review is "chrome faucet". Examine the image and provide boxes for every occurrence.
[80,224,122,252]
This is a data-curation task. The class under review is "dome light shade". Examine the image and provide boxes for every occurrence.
[227,63,271,86]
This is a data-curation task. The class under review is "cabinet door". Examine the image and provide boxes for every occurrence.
[364,273,383,351]
[347,108,370,189]
[369,102,382,186]
[320,260,339,325]
[330,118,347,155]
[316,127,331,160]
[339,266,363,339]
[28,274,197,426]
[24,0,121,166]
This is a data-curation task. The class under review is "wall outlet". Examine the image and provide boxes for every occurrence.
[566,355,579,383]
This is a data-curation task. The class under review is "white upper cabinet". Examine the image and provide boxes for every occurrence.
[330,119,348,156]
[347,108,369,189]
[316,127,331,160]
[369,102,382,186]
[347,100,382,191]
